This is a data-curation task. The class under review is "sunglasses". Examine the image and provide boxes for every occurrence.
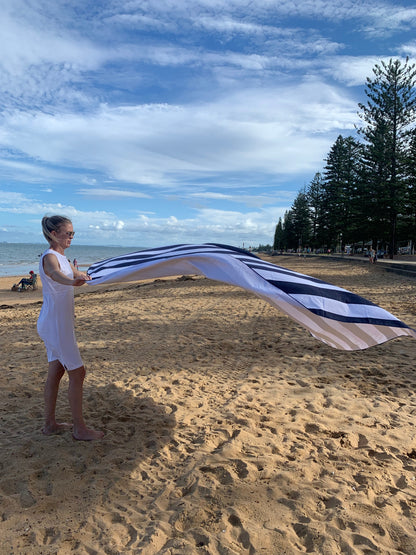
[65,231,75,238]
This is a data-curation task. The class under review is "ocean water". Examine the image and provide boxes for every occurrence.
[0,243,144,277]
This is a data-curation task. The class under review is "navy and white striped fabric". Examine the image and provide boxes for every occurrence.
[87,243,416,351]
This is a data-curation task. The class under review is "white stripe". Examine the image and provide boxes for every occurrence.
[291,294,400,321]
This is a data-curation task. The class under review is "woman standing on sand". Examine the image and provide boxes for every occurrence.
[37,215,103,441]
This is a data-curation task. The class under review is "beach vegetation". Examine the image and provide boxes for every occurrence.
[275,58,416,258]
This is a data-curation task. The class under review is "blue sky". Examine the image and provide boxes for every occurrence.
[1,0,416,247]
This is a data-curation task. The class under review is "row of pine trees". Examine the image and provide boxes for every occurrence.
[273,59,416,259]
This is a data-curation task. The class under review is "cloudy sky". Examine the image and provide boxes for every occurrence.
[1,0,416,247]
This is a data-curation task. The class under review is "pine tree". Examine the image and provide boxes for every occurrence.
[282,210,297,250]
[307,172,326,249]
[291,189,311,250]
[323,135,362,250]
[273,217,284,251]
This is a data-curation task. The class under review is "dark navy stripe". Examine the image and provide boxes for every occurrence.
[268,279,376,306]
[308,308,408,328]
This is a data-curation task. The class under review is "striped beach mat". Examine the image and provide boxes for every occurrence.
[87,243,416,351]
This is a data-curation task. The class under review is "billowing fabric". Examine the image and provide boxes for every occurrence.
[37,249,83,370]
[87,243,416,351]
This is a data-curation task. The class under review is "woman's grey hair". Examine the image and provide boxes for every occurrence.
[42,215,72,244]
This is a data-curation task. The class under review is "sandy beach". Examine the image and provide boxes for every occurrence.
[1,256,416,554]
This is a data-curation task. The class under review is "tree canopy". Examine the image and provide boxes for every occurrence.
[274,58,416,258]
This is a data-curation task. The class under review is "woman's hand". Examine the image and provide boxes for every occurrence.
[72,269,91,283]
[72,277,90,287]
[73,273,91,286]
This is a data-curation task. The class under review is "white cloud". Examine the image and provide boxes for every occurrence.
[323,56,385,86]
[117,206,285,246]
[0,189,119,226]
[89,219,125,231]
[189,191,293,208]
[0,21,101,75]
[0,3,107,110]
[0,0,402,120]
[361,6,416,36]
[326,55,413,86]
[0,187,286,246]
[0,156,76,183]
[102,0,416,38]
[78,188,151,199]
[0,78,357,187]
[400,41,416,58]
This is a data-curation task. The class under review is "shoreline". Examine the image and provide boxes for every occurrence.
[0,243,145,279]
[0,272,184,307]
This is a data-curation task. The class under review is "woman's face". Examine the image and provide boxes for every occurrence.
[52,222,74,250]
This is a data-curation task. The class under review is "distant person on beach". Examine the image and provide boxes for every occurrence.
[73,258,79,270]
[13,270,36,290]
[37,215,104,441]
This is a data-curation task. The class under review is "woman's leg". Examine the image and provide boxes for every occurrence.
[43,360,71,434]
[68,366,104,440]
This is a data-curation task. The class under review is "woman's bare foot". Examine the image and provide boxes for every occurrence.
[42,422,73,435]
[72,427,104,441]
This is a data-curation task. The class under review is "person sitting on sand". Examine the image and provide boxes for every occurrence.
[37,215,104,441]
[15,270,36,290]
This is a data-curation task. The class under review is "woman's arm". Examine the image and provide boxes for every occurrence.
[43,254,91,286]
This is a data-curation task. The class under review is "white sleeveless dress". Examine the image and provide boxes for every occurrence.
[37,249,83,371]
